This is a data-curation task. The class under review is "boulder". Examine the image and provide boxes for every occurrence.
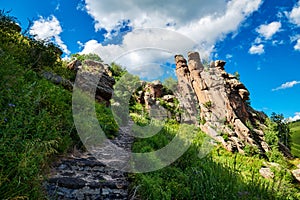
[259,167,274,179]
[72,60,115,104]
[292,169,300,182]
[162,95,175,102]
[145,80,163,98]
[67,59,82,71]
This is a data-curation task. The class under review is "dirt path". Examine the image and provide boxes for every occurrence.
[45,121,135,200]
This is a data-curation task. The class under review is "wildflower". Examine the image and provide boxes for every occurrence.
[8,103,15,107]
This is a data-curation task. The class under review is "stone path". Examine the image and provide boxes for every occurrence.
[45,121,135,200]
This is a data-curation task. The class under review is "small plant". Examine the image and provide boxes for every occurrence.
[234,71,240,81]
[243,144,259,156]
[245,119,254,131]
[222,132,229,142]
[227,123,235,131]
[200,117,206,125]
[203,101,213,109]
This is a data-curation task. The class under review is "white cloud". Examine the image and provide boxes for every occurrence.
[294,39,300,50]
[226,54,233,59]
[84,0,228,34]
[80,29,196,80]
[55,3,60,11]
[80,0,262,78]
[289,34,300,50]
[286,112,300,122]
[272,80,300,91]
[272,40,284,46]
[254,37,262,44]
[249,44,264,55]
[256,21,281,40]
[289,1,300,26]
[29,15,70,55]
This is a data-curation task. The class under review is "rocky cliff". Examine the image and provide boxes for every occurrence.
[175,52,269,154]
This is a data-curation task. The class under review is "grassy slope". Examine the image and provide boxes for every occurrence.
[289,121,300,158]
[130,115,300,200]
[0,18,118,198]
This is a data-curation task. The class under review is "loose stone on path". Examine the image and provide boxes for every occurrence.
[45,121,134,200]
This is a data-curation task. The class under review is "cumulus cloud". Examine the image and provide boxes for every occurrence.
[256,21,281,40]
[84,0,228,34]
[80,0,262,78]
[249,44,264,55]
[30,15,70,55]
[289,1,300,26]
[81,29,197,80]
[286,112,300,122]
[272,80,300,91]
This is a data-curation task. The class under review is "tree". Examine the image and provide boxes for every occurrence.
[163,77,178,91]
[71,53,102,62]
[270,112,291,149]
[109,62,127,81]
[0,10,21,33]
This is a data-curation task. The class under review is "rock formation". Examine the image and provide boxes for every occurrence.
[68,60,116,105]
[44,59,115,105]
[175,52,269,153]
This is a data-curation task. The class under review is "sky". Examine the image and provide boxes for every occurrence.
[1,0,300,121]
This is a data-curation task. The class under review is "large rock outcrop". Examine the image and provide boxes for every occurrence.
[175,52,269,153]
[69,60,115,105]
[44,60,115,105]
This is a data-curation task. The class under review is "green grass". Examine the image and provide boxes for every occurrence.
[0,15,118,198]
[130,115,300,200]
[289,121,300,158]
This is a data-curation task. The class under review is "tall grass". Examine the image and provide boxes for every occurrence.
[0,14,118,198]
[290,121,300,157]
[130,115,300,200]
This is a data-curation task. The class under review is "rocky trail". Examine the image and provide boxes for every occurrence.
[45,121,135,200]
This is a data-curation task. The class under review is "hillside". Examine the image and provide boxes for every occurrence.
[0,11,118,199]
[290,120,300,157]
[1,11,300,199]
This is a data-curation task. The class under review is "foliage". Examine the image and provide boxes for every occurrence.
[264,118,279,148]
[0,12,118,198]
[0,11,63,73]
[0,10,21,33]
[0,60,77,198]
[203,101,213,109]
[109,62,127,81]
[112,73,141,126]
[163,77,178,91]
[243,144,260,156]
[130,116,299,200]
[234,71,240,81]
[271,113,291,149]
[289,120,300,157]
[95,103,119,139]
[70,53,102,62]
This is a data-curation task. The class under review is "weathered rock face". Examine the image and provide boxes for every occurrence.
[175,52,269,153]
[174,55,199,124]
[67,59,82,71]
[72,60,115,104]
[145,80,163,98]
[142,81,170,119]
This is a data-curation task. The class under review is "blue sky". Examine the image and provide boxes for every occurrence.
[1,0,300,120]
